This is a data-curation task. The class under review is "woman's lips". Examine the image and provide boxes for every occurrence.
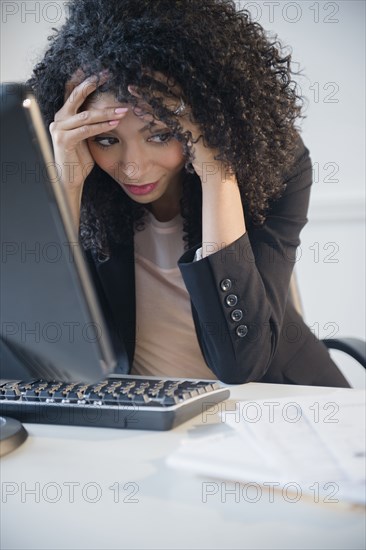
[123,181,159,196]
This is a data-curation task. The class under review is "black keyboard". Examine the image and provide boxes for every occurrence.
[0,375,230,431]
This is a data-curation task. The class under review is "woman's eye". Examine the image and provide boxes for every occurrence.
[148,132,172,145]
[93,136,119,148]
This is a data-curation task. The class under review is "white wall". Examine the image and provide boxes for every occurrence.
[1,1,365,384]
[236,1,366,386]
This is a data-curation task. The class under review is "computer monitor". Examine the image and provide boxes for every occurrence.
[0,83,117,383]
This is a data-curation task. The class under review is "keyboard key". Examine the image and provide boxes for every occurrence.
[0,377,230,430]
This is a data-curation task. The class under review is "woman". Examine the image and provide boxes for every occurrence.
[28,0,349,386]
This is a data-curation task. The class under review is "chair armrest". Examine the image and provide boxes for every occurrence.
[322,337,366,369]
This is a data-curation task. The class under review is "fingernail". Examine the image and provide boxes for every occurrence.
[109,120,120,125]
[115,107,129,113]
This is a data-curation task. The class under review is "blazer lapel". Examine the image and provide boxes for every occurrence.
[95,240,136,372]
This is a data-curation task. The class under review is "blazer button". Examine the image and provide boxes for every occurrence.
[236,324,248,337]
[231,309,243,322]
[220,278,232,292]
[225,294,238,307]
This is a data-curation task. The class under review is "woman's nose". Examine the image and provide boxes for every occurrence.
[118,160,141,182]
[116,146,152,182]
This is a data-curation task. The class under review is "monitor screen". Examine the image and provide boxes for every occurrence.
[0,83,117,382]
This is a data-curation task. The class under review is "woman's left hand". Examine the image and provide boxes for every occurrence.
[128,70,245,257]
[128,71,227,184]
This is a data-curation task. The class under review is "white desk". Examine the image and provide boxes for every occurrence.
[1,383,365,550]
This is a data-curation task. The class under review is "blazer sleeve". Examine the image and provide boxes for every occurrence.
[178,134,312,384]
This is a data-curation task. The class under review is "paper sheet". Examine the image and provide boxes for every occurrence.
[166,389,366,504]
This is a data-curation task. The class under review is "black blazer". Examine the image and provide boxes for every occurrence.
[86,135,349,387]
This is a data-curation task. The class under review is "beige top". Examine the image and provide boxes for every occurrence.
[131,212,216,379]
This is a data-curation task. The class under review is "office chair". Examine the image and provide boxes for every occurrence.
[288,273,366,385]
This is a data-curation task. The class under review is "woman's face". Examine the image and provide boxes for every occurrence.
[86,92,186,220]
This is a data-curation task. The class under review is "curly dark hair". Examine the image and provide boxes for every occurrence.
[28,0,304,260]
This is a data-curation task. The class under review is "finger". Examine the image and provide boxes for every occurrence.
[125,90,157,122]
[55,119,124,150]
[127,85,143,99]
[128,77,185,116]
[54,106,128,127]
[64,68,87,101]
[128,82,175,107]
[142,69,183,97]
[62,71,110,115]
[128,90,182,120]
[64,69,110,101]
[67,77,101,113]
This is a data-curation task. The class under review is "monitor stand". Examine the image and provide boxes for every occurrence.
[0,417,28,456]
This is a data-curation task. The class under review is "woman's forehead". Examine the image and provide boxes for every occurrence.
[84,91,168,130]
[85,91,156,118]
[85,91,129,108]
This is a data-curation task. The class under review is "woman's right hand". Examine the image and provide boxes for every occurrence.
[49,73,128,224]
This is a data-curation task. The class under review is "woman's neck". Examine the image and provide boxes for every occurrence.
[148,174,183,222]
[149,203,181,222]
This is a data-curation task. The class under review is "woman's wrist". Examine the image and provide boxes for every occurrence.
[201,166,246,258]
[62,186,82,228]
[200,164,237,188]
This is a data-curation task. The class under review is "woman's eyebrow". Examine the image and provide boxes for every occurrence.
[139,121,168,133]
[139,122,156,133]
